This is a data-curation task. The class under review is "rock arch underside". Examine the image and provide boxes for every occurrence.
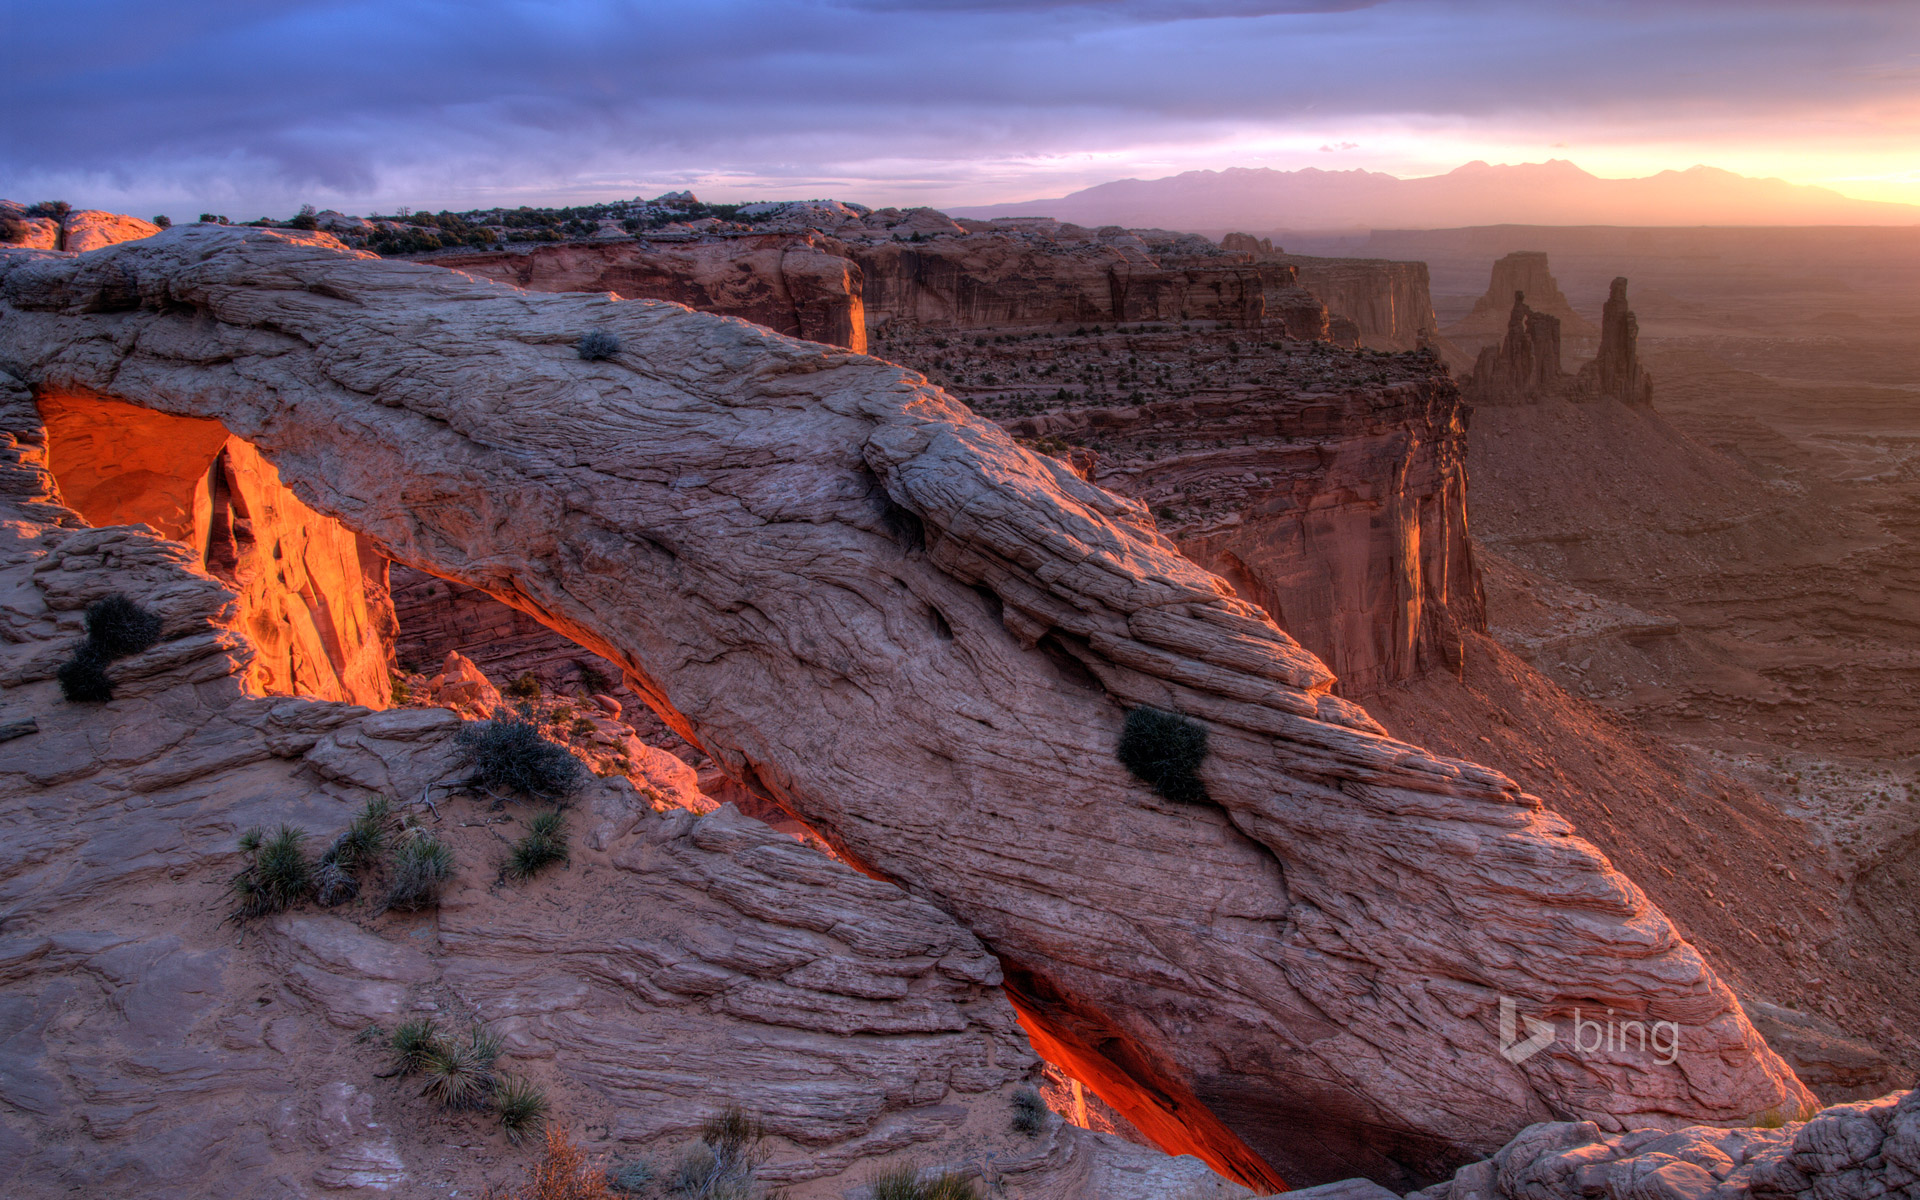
[0,228,1810,1192]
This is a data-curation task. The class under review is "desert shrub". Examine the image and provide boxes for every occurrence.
[923,1175,978,1200]
[506,810,569,881]
[667,1107,767,1198]
[609,1160,654,1194]
[505,672,543,699]
[391,1017,442,1076]
[312,859,359,906]
[198,213,229,224]
[575,663,613,695]
[569,717,597,739]
[459,718,586,802]
[0,217,28,244]
[1115,706,1211,804]
[576,330,620,361]
[499,1125,618,1200]
[867,1164,923,1200]
[421,1035,495,1108]
[290,204,318,230]
[56,643,115,703]
[229,825,315,920]
[329,795,394,872]
[386,832,454,910]
[1010,1085,1046,1136]
[153,215,171,229]
[85,593,164,657]
[494,1073,550,1143]
[27,200,71,219]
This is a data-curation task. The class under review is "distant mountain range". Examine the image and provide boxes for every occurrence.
[950,160,1920,232]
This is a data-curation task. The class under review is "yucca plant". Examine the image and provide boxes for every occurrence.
[493,1073,549,1143]
[331,796,393,872]
[420,1038,493,1109]
[505,810,570,881]
[228,825,314,920]
[385,832,454,910]
[390,1017,442,1076]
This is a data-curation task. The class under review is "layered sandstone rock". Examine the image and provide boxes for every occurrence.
[0,375,1242,1200]
[439,234,869,353]
[0,228,1811,1190]
[1406,1088,1920,1200]
[35,390,394,707]
[0,202,159,253]
[870,323,1483,693]
[1451,252,1597,346]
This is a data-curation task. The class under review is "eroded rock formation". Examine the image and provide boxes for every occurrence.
[0,228,1811,1191]
[1221,232,1456,361]
[1463,293,1564,407]
[1575,278,1654,407]
[35,390,394,707]
[869,323,1484,694]
[1451,252,1597,346]
[0,372,1245,1199]
[0,201,159,253]
[439,234,870,353]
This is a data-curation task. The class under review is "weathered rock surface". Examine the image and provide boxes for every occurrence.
[868,322,1484,693]
[0,228,1811,1190]
[1408,1088,1920,1200]
[0,381,1240,1198]
[439,234,870,353]
[35,389,394,707]
[0,203,159,254]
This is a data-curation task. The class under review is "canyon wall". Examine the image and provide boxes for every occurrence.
[870,323,1483,694]
[438,234,869,352]
[0,228,1811,1191]
[35,390,393,707]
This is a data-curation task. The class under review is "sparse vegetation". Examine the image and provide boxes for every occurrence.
[577,330,621,361]
[1010,1085,1046,1135]
[391,1018,442,1075]
[668,1106,768,1198]
[506,671,544,699]
[576,663,614,695]
[228,824,315,920]
[494,1074,550,1142]
[459,717,587,802]
[386,831,455,910]
[27,200,71,220]
[153,215,171,229]
[505,810,570,881]
[491,1125,618,1199]
[421,1029,498,1108]
[609,1160,654,1194]
[1116,705,1211,804]
[56,643,115,703]
[865,1164,978,1200]
[57,593,165,704]
[330,796,395,873]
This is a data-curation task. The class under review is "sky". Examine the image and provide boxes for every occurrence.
[4,0,1918,220]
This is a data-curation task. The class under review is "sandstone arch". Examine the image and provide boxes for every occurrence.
[0,228,1810,1190]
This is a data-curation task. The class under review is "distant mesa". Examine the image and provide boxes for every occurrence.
[1451,251,1597,341]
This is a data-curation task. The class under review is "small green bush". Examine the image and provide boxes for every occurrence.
[867,1165,923,1200]
[610,1159,655,1194]
[505,810,569,881]
[330,796,394,872]
[391,1017,442,1076]
[386,832,454,910]
[1116,706,1211,804]
[420,1037,493,1108]
[458,717,586,802]
[27,200,71,219]
[1010,1085,1046,1136]
[312,859,359,906]
[577,330,621,361]
[493,1073,549,1143]
[504,671,543,699]
[229,824,315,920]
[56,644,115,703]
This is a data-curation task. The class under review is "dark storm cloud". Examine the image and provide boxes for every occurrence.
[3,0,1914,211]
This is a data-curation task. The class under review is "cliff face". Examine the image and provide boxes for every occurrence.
[1,227,1811,1191]
[871,323,1484,694]
[35,389,394,707]
[437,234,869,352]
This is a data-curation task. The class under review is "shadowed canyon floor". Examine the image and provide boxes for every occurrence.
[0,225,1817,1194]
